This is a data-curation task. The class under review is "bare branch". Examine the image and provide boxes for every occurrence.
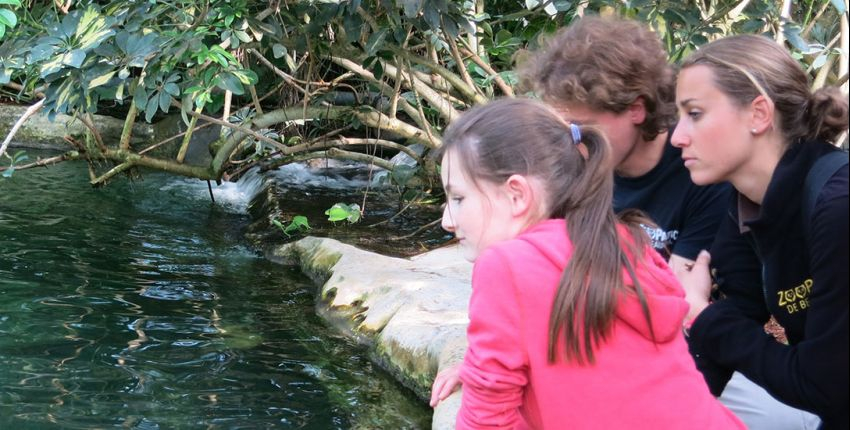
[443,25,480,97]
[78,113,108,153]
[175,100,289,153]
[0,151,80,173]
[1,99,45,160]
[247,48,309,96]
[139,121,215,155]
[396,48,488,105]
[459,46,514,97]
[280,147,396,171]
[286,137,422,162]
[91,161,135,186]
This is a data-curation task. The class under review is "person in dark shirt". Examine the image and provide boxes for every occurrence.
[673,34,849,429]
[514,16,818,429]
[517,15,729,278]
[433,16,818,430]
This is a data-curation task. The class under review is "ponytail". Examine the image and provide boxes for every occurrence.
[806,86,849,144]
[547,125,654,365]
[437,98,655,366]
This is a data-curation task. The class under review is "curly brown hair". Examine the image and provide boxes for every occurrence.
[519,16,676,141]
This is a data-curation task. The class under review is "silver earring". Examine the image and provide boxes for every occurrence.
[751,128,758,134]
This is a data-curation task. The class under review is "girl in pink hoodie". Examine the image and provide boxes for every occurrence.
[434,98,743,429]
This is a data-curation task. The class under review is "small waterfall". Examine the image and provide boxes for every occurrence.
[268,162,388,190]
[158,168,268,214]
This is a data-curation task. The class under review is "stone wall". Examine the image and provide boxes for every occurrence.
[266,236,471,430]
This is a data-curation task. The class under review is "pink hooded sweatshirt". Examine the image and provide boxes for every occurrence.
[457,219,744,429]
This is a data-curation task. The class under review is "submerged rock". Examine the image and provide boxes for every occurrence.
[266,236,470,429]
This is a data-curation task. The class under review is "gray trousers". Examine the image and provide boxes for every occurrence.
[719,372,821,430]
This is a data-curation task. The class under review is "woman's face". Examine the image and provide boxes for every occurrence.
[440,150,517,262]
[671,65,755,185]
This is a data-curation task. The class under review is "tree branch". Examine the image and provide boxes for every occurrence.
[1,99,45,160]
[395,48,488,105]
[381,58,462,121]
[277,147,396,171]
[459,46,514,97]
[0,150,80,173]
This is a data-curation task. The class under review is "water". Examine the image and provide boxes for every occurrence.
[0,156,431,429]
[248,163,449,257]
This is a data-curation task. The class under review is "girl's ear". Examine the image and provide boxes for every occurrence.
[504,174,539,218]
[749,95,774,135]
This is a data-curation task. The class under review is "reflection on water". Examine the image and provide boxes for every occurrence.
[0,155,430,429]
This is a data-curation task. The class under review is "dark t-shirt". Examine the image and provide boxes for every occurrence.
[614,136,732,260]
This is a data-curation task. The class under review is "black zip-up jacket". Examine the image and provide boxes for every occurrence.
[687,141,849,429]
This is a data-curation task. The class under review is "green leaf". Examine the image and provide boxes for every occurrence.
[159,91,171,113]
[0,9,16,28]
[272,44,287,59]
[283,215,312,235]
[30,44,56,62]
[62,49,86,68]
[87,70,115,89]
[0,0,22,6]
[325,203,361,223]
[783,24,809,53]
[134,85,148,110]
[215,72,245,95]
[2,167,14,178]
[234,30,252,43]
[164,82,180,97]
[325,203,350,222]
[290,215,311,230]
[812,53,828,69]
[402,0,422,17]
[365,28,388,57]
[144,94,159,122]
[12,150,27,163]
[0,67,11,84]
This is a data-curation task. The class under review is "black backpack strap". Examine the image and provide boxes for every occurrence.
[803,150,849,240]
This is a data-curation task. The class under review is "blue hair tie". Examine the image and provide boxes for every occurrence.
[569,123,581,144]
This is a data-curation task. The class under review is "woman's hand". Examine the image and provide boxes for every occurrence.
[679,250,713,323]
[429,363,462,407]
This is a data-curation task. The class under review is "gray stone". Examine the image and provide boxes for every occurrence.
[267,237,471,430]
[1,104,215,166]
[0,103,154,150]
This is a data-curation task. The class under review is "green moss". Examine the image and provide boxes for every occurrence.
[373,339,434,401]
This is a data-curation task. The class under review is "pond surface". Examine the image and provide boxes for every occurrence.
[0,155,431,429]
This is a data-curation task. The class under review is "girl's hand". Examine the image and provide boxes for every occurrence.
[429,363,462,407]
[679,250,713,323]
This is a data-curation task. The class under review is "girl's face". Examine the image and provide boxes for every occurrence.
[440,150,518,262]
[671,65,755,185]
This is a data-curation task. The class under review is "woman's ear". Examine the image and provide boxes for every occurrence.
[503,174,539,218]
[749,95,775,135]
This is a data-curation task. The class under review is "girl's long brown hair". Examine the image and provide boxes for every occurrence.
[437,98,653,365]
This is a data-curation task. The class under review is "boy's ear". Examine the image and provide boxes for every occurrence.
[504,174,537,217]
[749,95,774,135]
[628,97,648,125]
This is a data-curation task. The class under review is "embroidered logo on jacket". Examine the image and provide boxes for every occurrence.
[777,279,812,314]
